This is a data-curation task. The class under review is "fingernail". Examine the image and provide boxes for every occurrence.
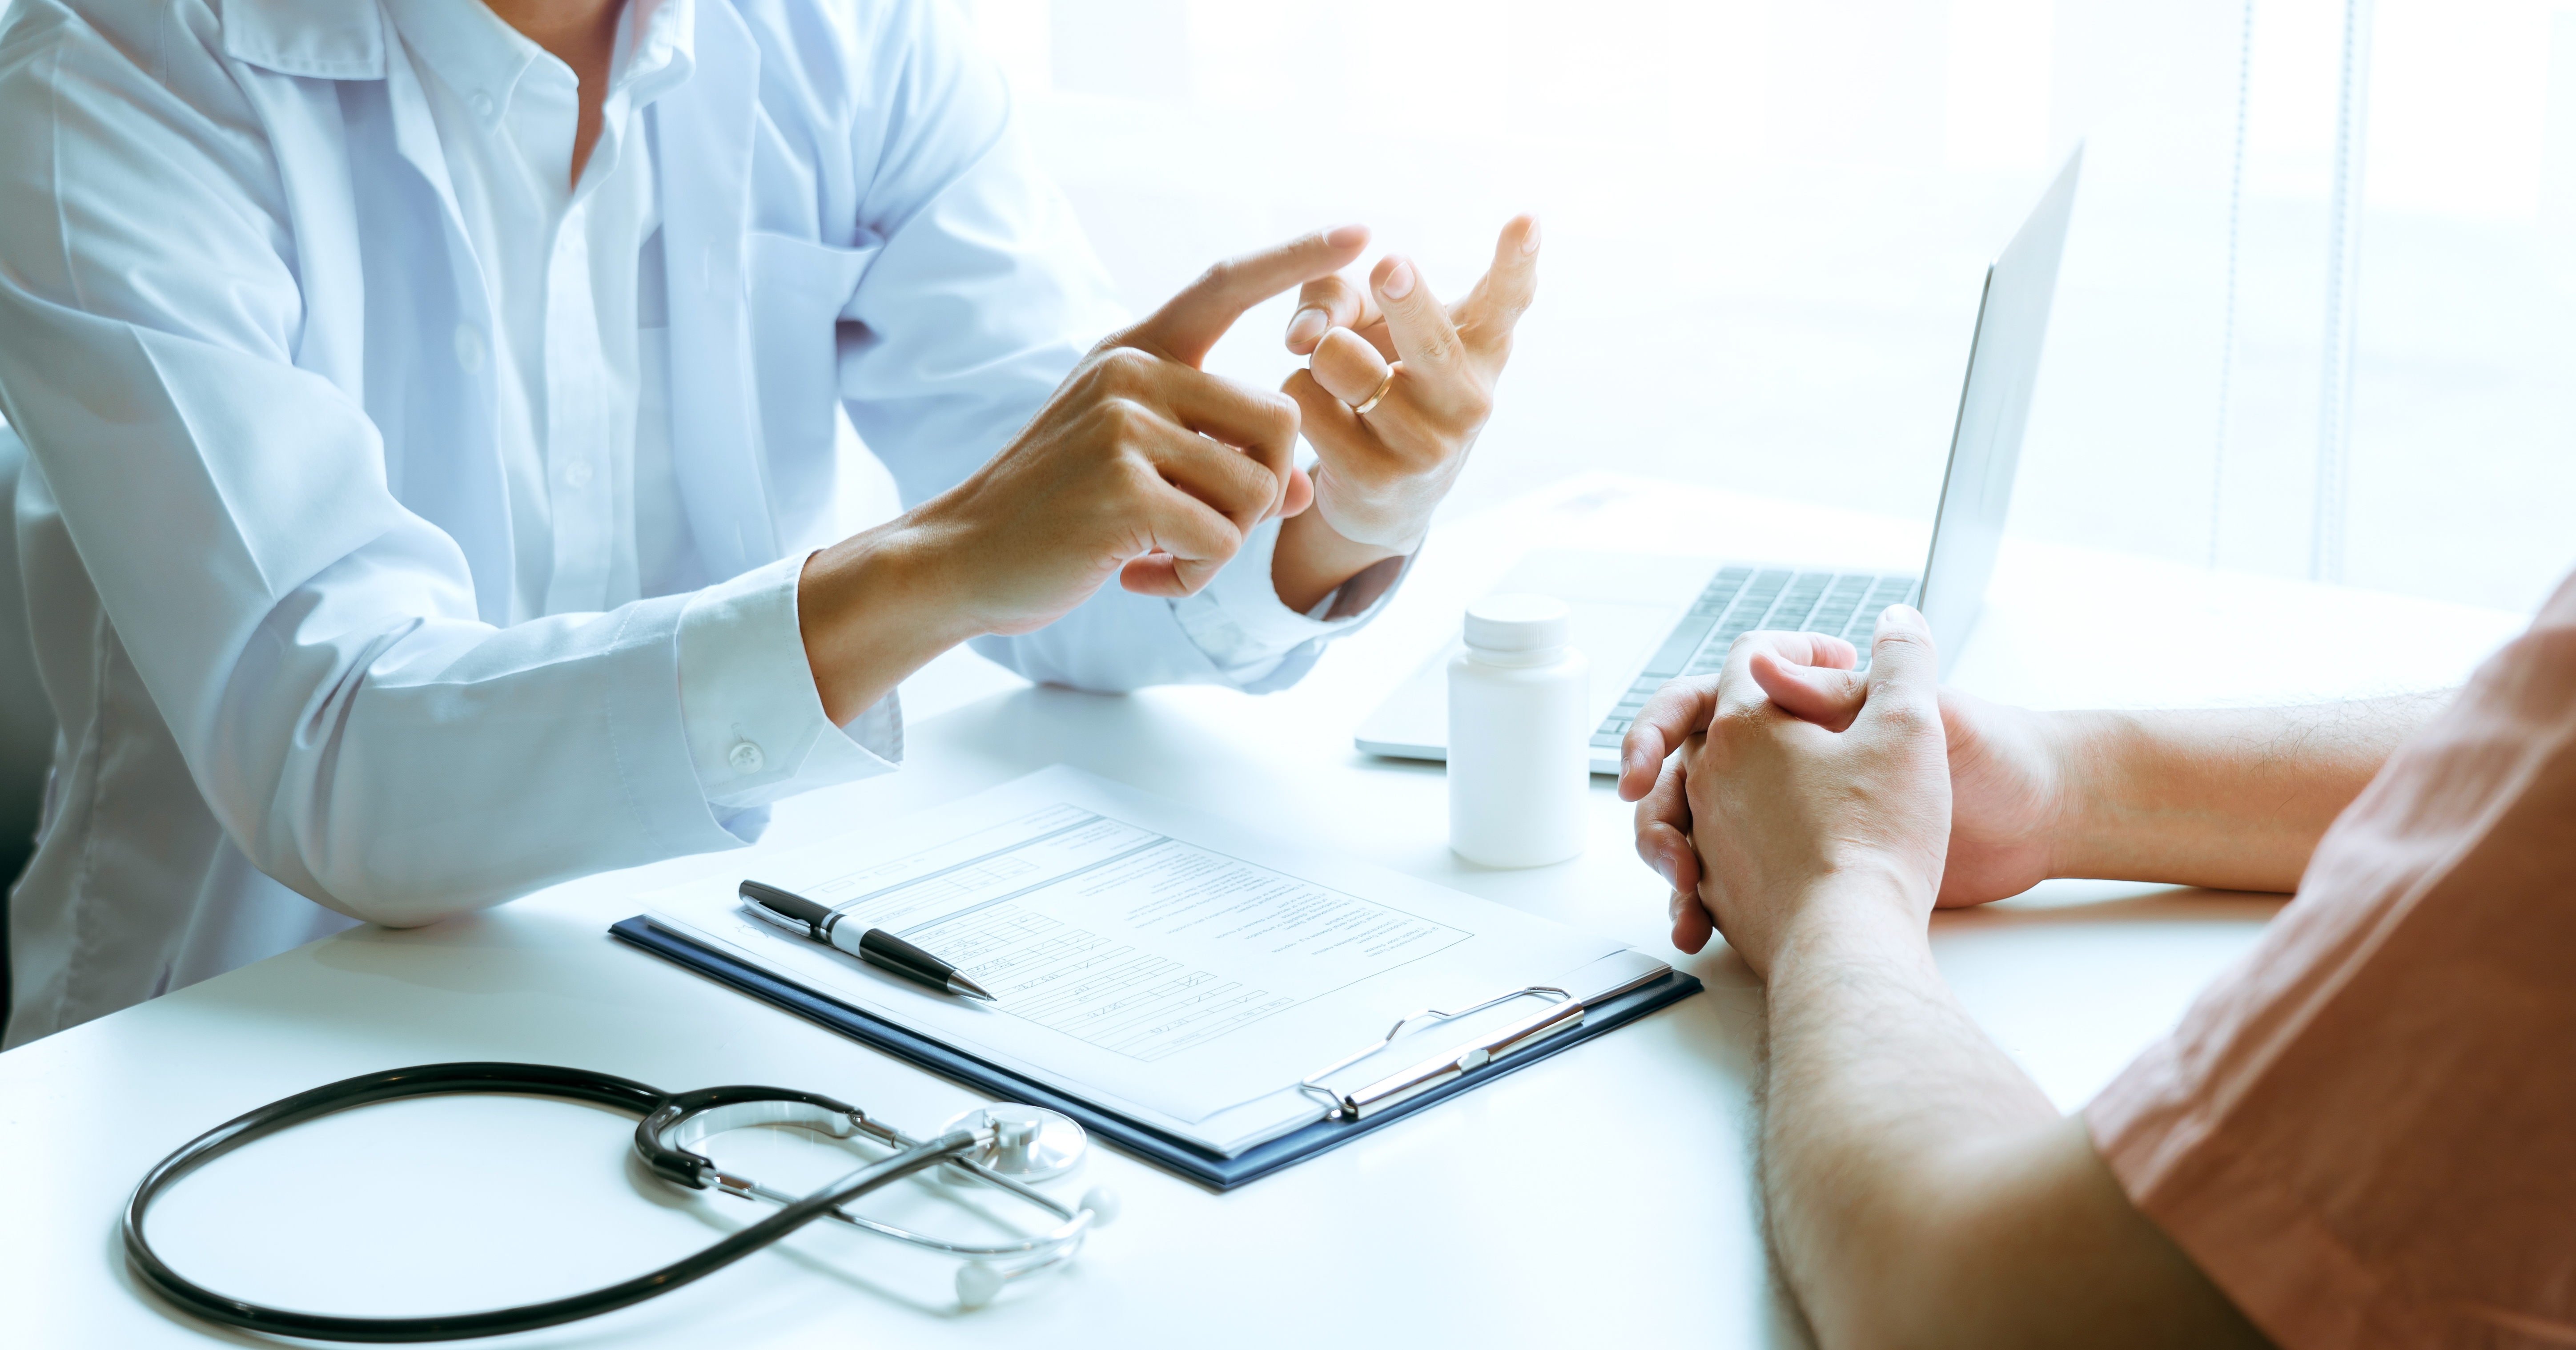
[1887,603,1925,629]
[1285,307,1328,350]
[1521,217,1542,254]
[1380,258,1415,300]
[1325,223,1368,249]
[1667,889,1685,922]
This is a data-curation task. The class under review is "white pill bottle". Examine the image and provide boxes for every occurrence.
[1447,594,1589,868]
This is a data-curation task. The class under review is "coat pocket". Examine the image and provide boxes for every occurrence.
[744,233,877,488]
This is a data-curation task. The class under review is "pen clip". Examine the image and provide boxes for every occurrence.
[1295,986,1582,1122]
[740,879,835,939]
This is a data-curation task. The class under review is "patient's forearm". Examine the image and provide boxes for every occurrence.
[1761,900,2055,1345]
[1761,899,2269,1349]
[2046,693,2447,893]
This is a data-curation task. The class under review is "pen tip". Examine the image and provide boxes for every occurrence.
[952,975,997,1002]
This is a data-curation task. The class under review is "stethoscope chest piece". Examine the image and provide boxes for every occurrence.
[939,1104,1087,1181]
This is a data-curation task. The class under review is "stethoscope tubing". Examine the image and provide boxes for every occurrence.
[123,1062,984,1343]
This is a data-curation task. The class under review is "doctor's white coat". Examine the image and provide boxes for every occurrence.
[0,0,1350,1043]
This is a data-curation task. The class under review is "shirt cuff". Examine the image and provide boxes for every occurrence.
[1169,515,1412,684]
[677,554,900,820]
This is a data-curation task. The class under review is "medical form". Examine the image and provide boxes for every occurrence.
[642,766,1667,1156]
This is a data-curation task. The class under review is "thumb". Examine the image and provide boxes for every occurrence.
[1860,604,1940,717]
[1124,225,1370,369]
[1278,463,1314,519]
[1748,650,1866,732]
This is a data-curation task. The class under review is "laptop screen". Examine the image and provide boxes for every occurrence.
[1917,148,2082,675]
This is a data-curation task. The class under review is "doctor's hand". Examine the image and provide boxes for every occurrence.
[799,228,1368,724]
[1622,609,1953,978]
[1270,216,1541,612]
[1620,625,2071,955]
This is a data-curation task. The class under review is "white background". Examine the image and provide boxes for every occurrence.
[6,0,2566,609]
[890,0,2576,617]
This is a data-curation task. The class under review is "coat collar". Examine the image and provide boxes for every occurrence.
[219,0,389,80]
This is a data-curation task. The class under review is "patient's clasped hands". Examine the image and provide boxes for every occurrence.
[1616,612,1955,975]
[1619,609,2083,968]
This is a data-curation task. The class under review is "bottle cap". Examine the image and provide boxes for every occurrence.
[1463,594,1571,653]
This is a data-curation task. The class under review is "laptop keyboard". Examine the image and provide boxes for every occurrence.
[1590,567,1921,752]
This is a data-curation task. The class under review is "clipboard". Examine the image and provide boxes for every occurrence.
[611,916,1701,1189]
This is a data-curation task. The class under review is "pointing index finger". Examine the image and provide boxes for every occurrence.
[1129,225,1370,369]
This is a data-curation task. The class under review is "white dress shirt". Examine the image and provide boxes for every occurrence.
[390,0,905,820]
[0,0,1395,1044]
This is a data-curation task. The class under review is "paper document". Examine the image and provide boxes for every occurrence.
[643,766,1668,1156]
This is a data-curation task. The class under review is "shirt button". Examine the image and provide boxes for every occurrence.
[561,458,594,489]
[470,90,497,120]
[727,741,765,774]
[451,324,484,372]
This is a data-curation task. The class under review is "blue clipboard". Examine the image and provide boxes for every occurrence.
[610,916,1700,1190]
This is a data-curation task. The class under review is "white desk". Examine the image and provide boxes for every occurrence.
[2,479,2529,1349]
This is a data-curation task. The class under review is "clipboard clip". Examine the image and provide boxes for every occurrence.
[1295,986,1583,1121]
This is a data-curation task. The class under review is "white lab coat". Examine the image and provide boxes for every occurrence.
[0,0,1368,1044]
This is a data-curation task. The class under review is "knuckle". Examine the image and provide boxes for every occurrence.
[1258,390,1300,437]
[1873,697,1940,737]
[1098,346,1157,388]
[1116,453,1165,496]
[1099,396,1154,442]
[1304,274,1355,308]
[1454,381,1494,426]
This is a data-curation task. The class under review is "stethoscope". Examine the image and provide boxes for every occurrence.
[124,1062,1113,1341]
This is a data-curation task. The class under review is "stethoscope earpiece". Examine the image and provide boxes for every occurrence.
[953,1182,1121,1310]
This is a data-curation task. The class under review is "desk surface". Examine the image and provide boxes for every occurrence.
[3,479,2530,1349]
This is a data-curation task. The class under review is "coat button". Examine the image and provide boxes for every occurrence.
[452,324,485,372]
[727,741,765,774]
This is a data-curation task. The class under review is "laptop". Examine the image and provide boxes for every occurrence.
[1355,149,2080,774]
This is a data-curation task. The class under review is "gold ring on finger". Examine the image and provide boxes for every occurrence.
[1353,368,1397,415]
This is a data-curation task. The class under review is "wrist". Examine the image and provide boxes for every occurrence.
[798,516,985,725]
[1766,907,1933,990]
[1273,507,1407,614]
[1309,463,1441,555]
[1757,864,1937,981]
[2032,709,2132,882]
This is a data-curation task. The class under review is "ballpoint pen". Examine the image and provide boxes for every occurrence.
[738,879,997,1001]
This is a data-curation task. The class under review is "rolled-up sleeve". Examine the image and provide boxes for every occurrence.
[675,554,898,830]
[1169,515,1413,690]
[2085,576,2576,1349]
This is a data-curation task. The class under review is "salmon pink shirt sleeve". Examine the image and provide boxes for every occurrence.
[2086,572,2576,1350]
